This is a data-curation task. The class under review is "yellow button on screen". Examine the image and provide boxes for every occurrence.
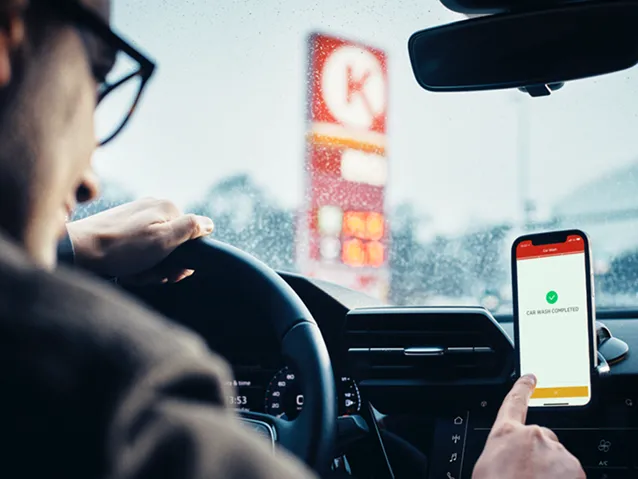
[531,386,589,399]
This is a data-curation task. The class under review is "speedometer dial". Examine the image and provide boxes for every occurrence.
[264,367,303,420]
[264,368,362,419]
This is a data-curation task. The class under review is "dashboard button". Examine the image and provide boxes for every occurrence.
[557,430,630,469]
[428,416,467,479]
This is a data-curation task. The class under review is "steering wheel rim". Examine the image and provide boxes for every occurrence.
[163,237,337,472]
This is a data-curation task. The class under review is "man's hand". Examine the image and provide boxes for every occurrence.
[66,198,214,284]
[472,375,585,479]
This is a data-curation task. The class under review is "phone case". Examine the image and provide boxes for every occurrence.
[511,229,597,411]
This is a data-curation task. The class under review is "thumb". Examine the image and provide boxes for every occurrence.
[164,214,215,248]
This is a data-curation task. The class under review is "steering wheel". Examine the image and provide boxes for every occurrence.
[163,237,337,472]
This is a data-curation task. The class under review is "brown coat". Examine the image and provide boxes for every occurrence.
[0,233,316,479]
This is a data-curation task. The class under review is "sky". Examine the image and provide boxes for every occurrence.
[92,0,638,238]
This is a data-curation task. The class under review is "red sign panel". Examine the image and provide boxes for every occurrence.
[297,32,389,298]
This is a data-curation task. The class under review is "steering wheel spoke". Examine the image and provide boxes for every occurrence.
[238,412,279,449]
[239,411,301,453]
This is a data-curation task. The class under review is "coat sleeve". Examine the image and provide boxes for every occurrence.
[104,354,319,479]
[0,237,319,479]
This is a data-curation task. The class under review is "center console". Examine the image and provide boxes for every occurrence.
[344,307,636,479]
[377,392,638,479]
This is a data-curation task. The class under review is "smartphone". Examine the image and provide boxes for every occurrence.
[511,229,597,408]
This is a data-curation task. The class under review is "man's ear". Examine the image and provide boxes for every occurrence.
[0,8,25,87]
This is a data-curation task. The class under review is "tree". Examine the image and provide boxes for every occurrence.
[388,203,424,304]
[188,174,295,272]
[600,249,638,295]
[420,235,469,298]
[460,223,512,294]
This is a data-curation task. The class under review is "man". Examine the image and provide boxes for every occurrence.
[0,0,583,478]
[0,0,311,477]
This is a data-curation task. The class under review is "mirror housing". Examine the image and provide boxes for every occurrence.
[439,0,569,14]
[409,1,638,95]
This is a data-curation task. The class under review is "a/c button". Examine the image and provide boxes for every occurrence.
[557,430,630,469]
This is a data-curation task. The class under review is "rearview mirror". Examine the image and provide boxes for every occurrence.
[408,1,638,95]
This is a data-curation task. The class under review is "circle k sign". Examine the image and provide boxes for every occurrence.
[310,34,387,134]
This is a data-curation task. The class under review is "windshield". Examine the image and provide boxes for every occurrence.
[78,1,638,313]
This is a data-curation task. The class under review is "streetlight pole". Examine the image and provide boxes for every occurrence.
[515,95,532,230]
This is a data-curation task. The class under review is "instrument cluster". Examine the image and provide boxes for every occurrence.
[227,366,361,419]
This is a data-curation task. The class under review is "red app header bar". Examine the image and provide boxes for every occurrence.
[516,235,585,260]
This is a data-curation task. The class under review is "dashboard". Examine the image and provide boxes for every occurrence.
[226,366,361,418]
[127,272,638,479]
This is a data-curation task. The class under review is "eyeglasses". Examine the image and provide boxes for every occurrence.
[50,0,156,146]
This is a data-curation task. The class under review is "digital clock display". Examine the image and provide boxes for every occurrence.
[227,395,249,406]
[225,378,260,411]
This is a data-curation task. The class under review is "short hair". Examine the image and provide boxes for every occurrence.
[0,0,72,105]
[25,0,69,45]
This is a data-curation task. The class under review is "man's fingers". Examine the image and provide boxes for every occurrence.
[164,214,214,247]
[540,426,559,442]
[494,374,536,427]
[168,269,195,283]
[119,268,195,286]
[118,210,210,283]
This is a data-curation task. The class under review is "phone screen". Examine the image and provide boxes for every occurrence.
[515,233,592,407]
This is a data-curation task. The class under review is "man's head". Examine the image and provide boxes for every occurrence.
[0,0,111,268]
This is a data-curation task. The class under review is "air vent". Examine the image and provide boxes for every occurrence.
[345,307,514,386]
